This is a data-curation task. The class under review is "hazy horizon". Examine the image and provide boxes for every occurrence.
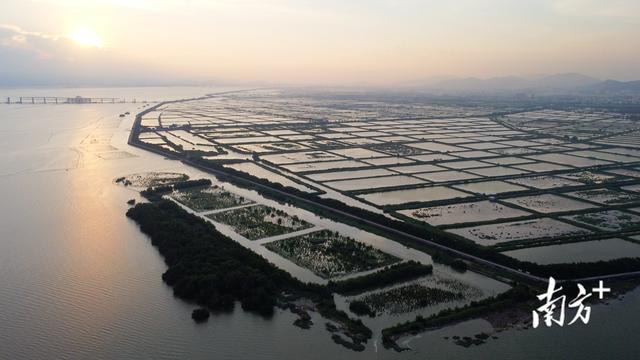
[1,0,640,87]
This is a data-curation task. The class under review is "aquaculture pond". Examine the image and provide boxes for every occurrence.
[282,159,368,173]
[262,151,343,165]
[502,194,596,214]
[559,171,615,184]
[399,201,530,226]
[414,170,479,183]
[440,160,492,170]
[306,168,393,182]
[607,168,640,179]
[569,150,640,163]
[328,147,387,159]
[505,175,584,190]
[224,162,317,193]
[562,210,640,232]
[623,184,640,192]
[453,181,527,195]
[324,175,424,191]
[512,162,571,173]
[390,164,446,174]
[482,157,534,166]
[448,218,592,246]
[565,188,640,205]
[466,166,529,177]
[358,186,472,206]
[502,238,640,264]
[526,153,611,167]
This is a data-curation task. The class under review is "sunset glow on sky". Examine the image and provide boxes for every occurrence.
[1,0,639,86]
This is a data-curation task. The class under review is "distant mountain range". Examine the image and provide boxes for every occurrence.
[409,73,640,95]
[585,79,640,93]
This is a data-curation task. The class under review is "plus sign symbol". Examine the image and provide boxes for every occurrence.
[592,280,611,299]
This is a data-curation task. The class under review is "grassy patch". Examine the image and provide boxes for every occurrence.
[357,284,464,315]
[207,204,313,240]
[116,172,188,187]
[265,230,399,278]
[330,261,433,295]
[171,185,253,211]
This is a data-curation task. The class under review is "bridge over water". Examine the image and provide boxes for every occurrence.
[4,96,149,104]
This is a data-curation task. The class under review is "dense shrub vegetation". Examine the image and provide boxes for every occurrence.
[141,178,212,199]
[349,301,376,317]
[126,200,297,317]
[126,199,373,350]
[329,261,433,295]
[192,308,210,323]
[173,178,213,190]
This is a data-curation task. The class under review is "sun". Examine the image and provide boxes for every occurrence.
[68,28,103,48]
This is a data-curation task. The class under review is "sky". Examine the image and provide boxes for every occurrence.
[0,0,639,86]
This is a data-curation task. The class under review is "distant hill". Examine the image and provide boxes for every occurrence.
[431,73,601,92]
[533,73,601,89]
[434,76,529,91]
[584,79,640,93]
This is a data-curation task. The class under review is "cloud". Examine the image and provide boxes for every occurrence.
[551,0,640,19]
[0,24,76,60]
[0,24,190,86]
